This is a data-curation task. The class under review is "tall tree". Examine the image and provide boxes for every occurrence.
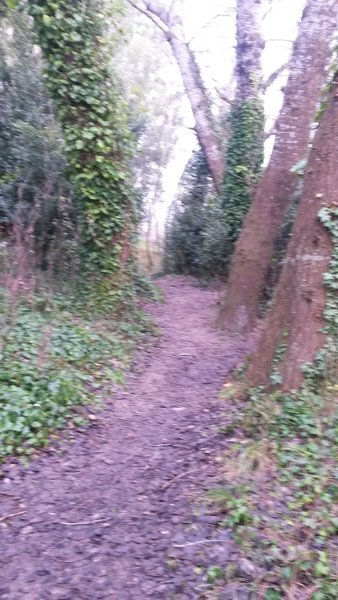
[246,72,338,390]
[218,0,337,332]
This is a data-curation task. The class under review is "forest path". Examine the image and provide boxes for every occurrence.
[0,276,249,600]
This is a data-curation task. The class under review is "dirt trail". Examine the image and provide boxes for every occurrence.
[0,277,249,600]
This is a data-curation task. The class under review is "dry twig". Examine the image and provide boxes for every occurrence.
[161,467,205,490]
[0,510,26,523]
[56,516,113,527]
[173,538,227,548]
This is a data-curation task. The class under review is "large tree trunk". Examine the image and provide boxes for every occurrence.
[127,0,224,193]
[218,0,337,333]
[246,76,338,390]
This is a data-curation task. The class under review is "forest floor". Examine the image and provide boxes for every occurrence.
[0,276,252,600]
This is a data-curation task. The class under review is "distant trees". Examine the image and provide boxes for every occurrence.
[165,150,217,276]
[114,9,185,272]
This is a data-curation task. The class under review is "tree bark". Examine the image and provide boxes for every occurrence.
[168,19,224,193]
[127,0,224,194]
[218,0,337,333]
[235,0,263,103]
[246,76,338,390]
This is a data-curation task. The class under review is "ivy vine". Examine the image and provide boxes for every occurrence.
[222,98,264,248]
[303,69,338,388]
[26,0,136,300]
[304,205,338,386]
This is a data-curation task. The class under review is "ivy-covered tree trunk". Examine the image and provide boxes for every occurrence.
[246,75,338,390]
[218,0,337,332]
[220,0,264,266]
[27,0,135,300]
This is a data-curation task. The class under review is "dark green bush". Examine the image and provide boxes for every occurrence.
[165,150,229,278]
[0,9,76,270]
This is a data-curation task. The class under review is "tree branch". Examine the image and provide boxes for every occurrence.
[127,0,224,193]
[126,0,169,36]
[187,11,234,46]
[216,89,234,105]
[262,62,288,91]
[143,0,170,26]
[264,123,276,140]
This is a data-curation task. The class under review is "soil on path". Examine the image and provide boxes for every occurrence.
[0,277,250,600]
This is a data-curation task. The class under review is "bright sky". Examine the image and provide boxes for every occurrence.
[157,0,307,230]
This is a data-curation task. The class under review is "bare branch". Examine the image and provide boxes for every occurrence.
[126,0,169,36]
[56,517,114,527]
[263,0,284,20]
[264,123,276,140]
[216,89,234,105]
[0,510,26,523]
[187,11,234,46]
[143,0,170,26]
[262,62,288,91]
[265,38,293,44]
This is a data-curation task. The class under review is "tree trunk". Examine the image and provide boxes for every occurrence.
[246,76,338,390]
[235,0,263,102]
[168,19,224,194]
[220,0,264,253]
[127,0,224,194]
[218,0,337,333]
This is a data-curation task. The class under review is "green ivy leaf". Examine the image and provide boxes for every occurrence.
[42,14,53,26]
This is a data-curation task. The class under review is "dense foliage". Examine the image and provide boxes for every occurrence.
[0,1,151,458]
[165,99,264,279]
[0,10,75,272]
[165,150,229,278]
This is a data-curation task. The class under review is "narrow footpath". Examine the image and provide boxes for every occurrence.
[0,277,250,600]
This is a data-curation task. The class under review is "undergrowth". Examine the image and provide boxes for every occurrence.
[0,289,153,462]
[219,387,337,598]
[203,385,338,598]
